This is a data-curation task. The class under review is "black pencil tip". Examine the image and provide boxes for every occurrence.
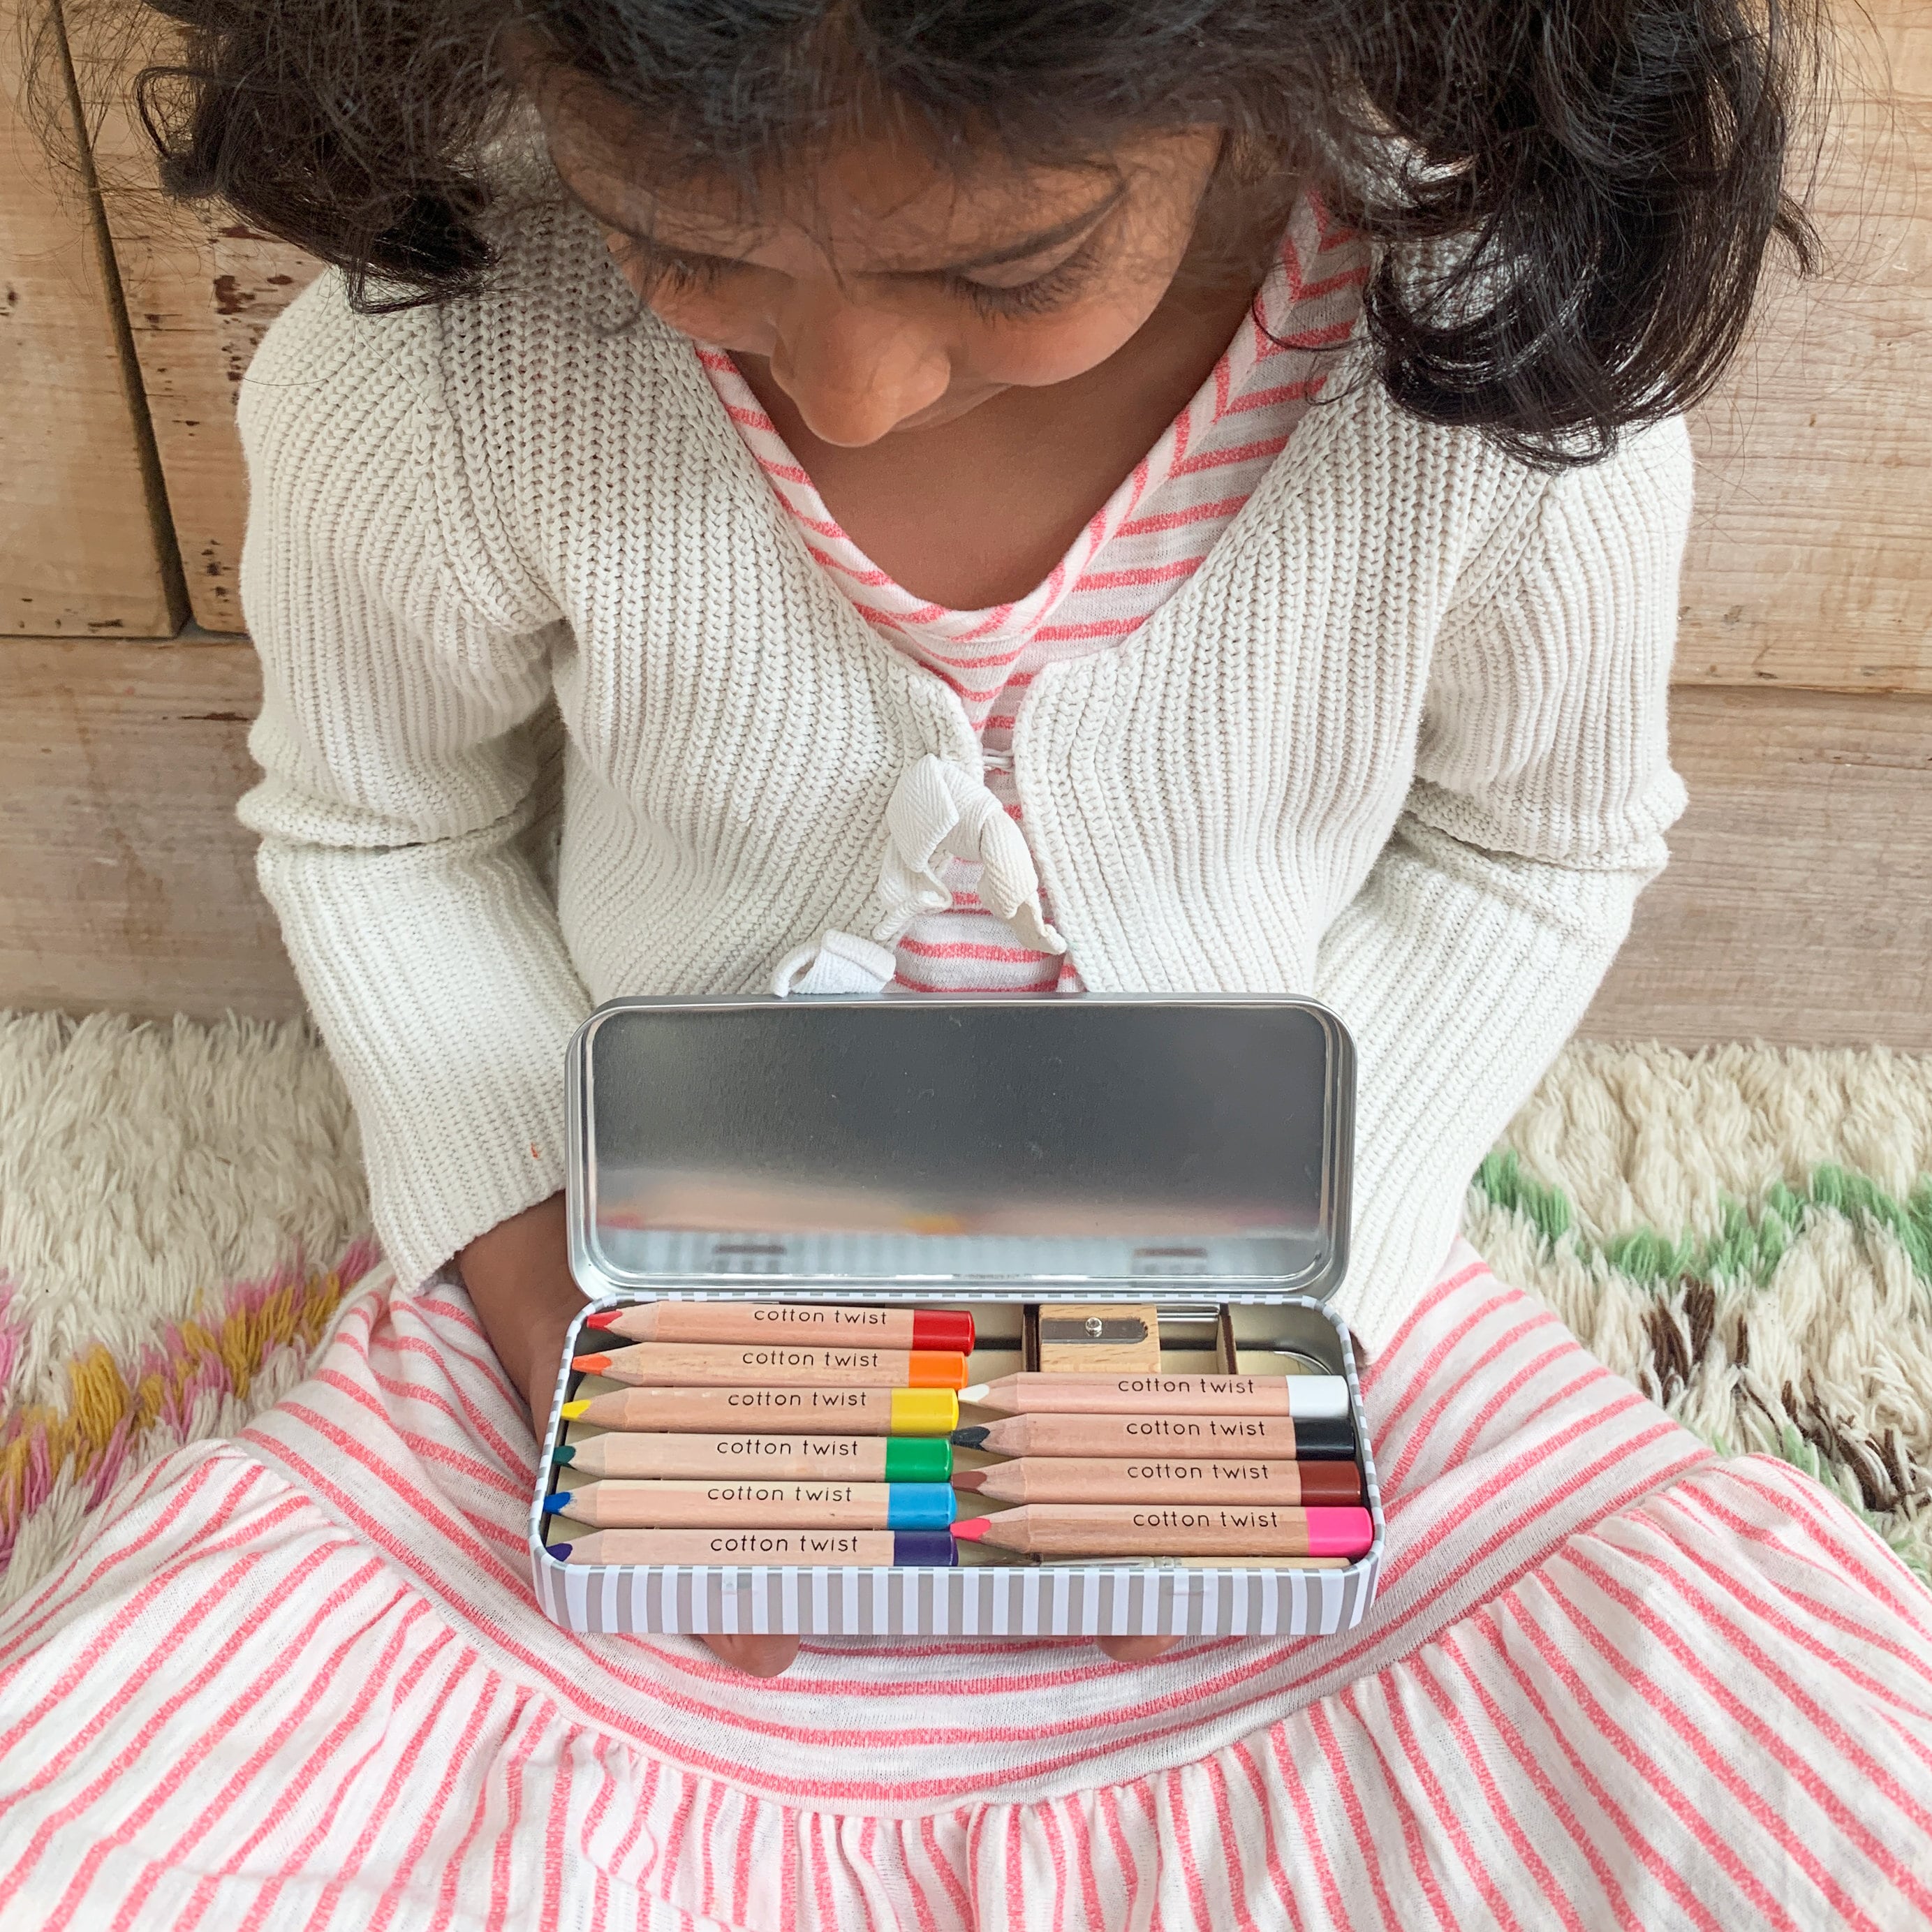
[950,1425,989,1448]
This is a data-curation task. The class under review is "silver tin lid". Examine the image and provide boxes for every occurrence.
[566,994,1353,1301]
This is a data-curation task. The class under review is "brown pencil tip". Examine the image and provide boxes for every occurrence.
[951,1468,987,1491]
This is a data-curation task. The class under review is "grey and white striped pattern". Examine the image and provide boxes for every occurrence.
[532,1545,1382,1639]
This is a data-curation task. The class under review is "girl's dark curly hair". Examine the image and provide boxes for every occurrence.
[102,0,1820,465]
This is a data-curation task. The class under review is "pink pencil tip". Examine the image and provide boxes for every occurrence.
[950,1517,991,1541]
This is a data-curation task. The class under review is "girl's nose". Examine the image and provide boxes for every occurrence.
[767,288,950,445]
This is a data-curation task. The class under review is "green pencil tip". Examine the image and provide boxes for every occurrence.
[553,1444,575,1465]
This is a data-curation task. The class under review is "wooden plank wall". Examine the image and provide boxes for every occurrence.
[1674,11,1932,692]
[1585,689,1932,1044]
[1,2,1929,1042]
[0,637,289,1015]
[76,10,318,632]
[0,2,179,637]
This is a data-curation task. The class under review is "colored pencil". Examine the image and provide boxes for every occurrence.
[545,1478,957,1529]
[548,1528,958,1567]
[950,1503,1373,1558]
[583,1301,973,1352]
[958,1372,1348,1419]
[555,1433,951,1482]
[954,1457,1362,1505]
[950,1412,1355,1460]
[571,1341,968,1389]
[557,1386,959,1435]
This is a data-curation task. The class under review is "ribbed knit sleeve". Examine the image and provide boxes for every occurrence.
[235,274,590,1290]
[1319,418,1693,1354]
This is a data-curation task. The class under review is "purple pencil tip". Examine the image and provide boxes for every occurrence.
[548,1542,573,1561]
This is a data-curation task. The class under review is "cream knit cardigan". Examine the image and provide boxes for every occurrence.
[235,207,1690,1354]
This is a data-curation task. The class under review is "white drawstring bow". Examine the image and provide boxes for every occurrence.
[772,755,1065,996]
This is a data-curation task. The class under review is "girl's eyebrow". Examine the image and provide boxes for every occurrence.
[562,177,1126,276]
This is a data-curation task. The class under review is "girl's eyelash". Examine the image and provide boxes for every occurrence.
[624,235,1102,318]
[631,244,730,295]
[949,239,1103,320]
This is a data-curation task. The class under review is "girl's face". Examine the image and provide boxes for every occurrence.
[541,108,1225,447]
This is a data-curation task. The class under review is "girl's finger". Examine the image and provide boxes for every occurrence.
[1096,1635,1181,1663]
[702,1632,802,1676]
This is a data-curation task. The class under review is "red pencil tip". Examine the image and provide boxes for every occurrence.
[570,1353,612,1373]
[582,1310,620,1331]
[950,1517,991,1541]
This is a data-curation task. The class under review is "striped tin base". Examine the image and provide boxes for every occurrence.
[530,1547,1382,1637]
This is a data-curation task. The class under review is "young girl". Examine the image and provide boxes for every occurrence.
[5,0,1929,1923]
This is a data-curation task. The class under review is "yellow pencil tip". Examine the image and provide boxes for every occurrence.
[559,1399,589,1419]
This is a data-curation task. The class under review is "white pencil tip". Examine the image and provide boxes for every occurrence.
[959,1383,991,1402]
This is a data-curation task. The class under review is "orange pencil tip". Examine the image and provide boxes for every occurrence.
[950,1517,991,1541]
[570,1353,612,1372]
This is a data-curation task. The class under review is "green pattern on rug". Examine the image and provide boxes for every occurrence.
[2,1015,1929,1602]
[1476,1153,1932,1294]
[1466,1042,1932,1583]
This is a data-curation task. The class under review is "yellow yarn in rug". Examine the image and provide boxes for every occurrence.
[1,1253,373,1548]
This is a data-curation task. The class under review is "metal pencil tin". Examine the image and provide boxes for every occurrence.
[529,994,1382,1639]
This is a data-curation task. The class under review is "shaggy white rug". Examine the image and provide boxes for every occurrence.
[2,1012,1927,1605]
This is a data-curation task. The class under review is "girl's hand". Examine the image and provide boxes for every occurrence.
[459,1191,585,1423]
[459,1197,1183,1676]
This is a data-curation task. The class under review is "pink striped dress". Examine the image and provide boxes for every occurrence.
[2,1244,1929,1926]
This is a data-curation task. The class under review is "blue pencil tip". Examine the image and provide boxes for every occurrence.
[543,1492,572,1514]
[547,1542,572,1561]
